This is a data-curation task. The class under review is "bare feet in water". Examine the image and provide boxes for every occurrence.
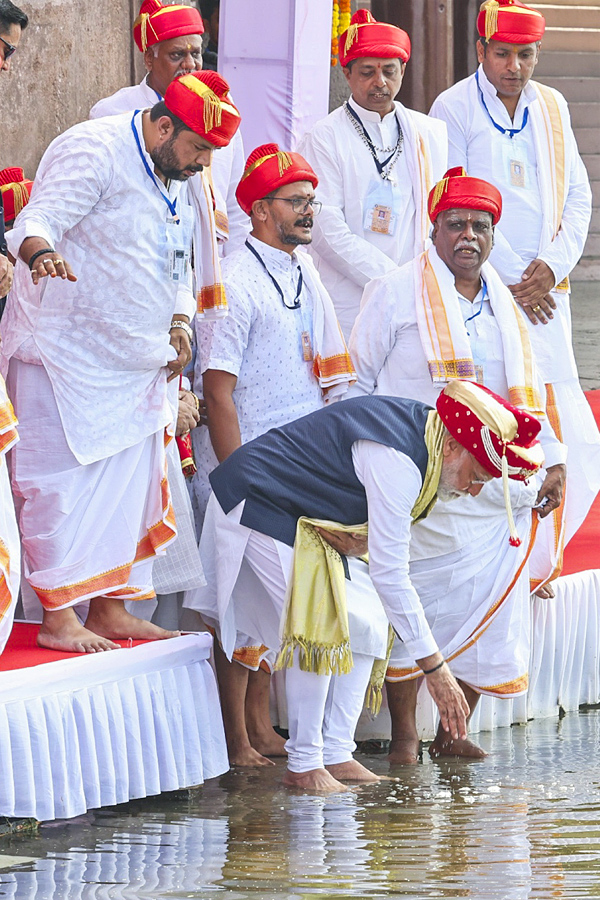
[388,737,420,765]
[326,759,381,783]
[249,728,288,758]
[37,608,120,654]
[85,598,180,642]
[283,767,350,793]
[428,734,487,759]
[228,743,277,767]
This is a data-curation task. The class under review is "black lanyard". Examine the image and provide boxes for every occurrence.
[475,72,530,139]
[344,101,401,177]
[245,240,303,309]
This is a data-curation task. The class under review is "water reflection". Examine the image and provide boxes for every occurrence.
[1,711,599,898]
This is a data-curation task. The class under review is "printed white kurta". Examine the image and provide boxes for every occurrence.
[349,249,566,694]
[430,67,600,586]
[298,100,447,339]
[3,111,194,465]
[90,77,249,256]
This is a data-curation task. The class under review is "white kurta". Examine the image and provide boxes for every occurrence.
[297,99,447,339]
[90,77,249,256]
[430,67,600,583]
[349,251,566,693]
[429,66,592,384]
[3,111,194,465]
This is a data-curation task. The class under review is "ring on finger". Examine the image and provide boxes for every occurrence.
[42,259,53,265]
[532,304,542,311]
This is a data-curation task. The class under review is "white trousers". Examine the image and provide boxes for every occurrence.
[244,530,375,772]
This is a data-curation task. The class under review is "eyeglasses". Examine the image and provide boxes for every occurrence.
[0,35,17,61]
[269,197,322,215]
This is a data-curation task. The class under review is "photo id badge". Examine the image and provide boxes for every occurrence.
[301,330,313,361]
[370,204,395,235]
[168,247,190,282]
[510,159,526,188]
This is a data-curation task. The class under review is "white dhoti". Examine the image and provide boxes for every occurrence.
[8,359,177,610]
[387,480,538,698]
[187,494,389,770]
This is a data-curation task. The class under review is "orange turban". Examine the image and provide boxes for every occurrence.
[236,144,319,216]
[164,71,241,147]
[428,167,503,225]
[339,9,411,68]
[133,0,204,52]
[0,167,33,226]
[477,0,545,44]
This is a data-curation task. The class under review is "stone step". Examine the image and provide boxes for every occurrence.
[542,27,600,52]
[590,180,600,205]
[589,208,600,233]
[583,155,600,180]
[536,76,600,103]
[571,256,600,281]
[574,127,600,154]
[533,6,600,28]
[535,51,600,76]
[583,233,600,256]
[569,102,600,127]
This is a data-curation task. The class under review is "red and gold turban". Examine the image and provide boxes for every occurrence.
[236,143,318,216]
[164,71,241,147]
[477,0,545,44]
[0,167,33,226]
[339,9,411,68]
[437,380,544,545]
[133,0,204,52]
[428,167,503,225]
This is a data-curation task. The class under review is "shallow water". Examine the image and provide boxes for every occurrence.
[1,710,600,899]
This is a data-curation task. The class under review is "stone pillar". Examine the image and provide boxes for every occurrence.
[371,0,453,113]
[218,0,333,151]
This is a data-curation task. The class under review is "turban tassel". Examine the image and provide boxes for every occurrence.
[344,23,360,56]
[277,152,293,177]
[502,450,522,547]
[430,177,448,214]
[11,183,29,218]
[140,13,150,50]
[203,92,222,133]
[482,0,500,41]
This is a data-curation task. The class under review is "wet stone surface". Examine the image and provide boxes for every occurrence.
[1,709,599,898]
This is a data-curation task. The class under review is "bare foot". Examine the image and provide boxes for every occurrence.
[85,598,180,642]
[38,608,120,654]
[228,743,276,767]
[249,729,288,758]
[429,735,487,759]
[326,759,381,783]
[283,767,350,793]
[388,737,420,765]
[534,583,555,599]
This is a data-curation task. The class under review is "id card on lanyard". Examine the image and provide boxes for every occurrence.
[165,204,193,283]
[363,177,400,236]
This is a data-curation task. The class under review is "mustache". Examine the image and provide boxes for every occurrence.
[454,241,480,253]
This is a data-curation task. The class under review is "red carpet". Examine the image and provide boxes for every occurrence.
[0,622,148,672]
[562,390,600,576]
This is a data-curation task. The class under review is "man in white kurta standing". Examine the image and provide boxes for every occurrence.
[429,0,600,595]
[185,143,356,766]
[90,0,248,257]
[350,168,567,762]
[2,71,241,653]
[297,9,447,340]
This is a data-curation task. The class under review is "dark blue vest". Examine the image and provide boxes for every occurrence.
[210,395,432,546]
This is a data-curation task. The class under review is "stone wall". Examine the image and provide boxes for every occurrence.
[1,0,144,176]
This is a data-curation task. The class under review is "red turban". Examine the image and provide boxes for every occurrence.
[477,0,545,44]
[339,9,411,68]
[164,71,241,147]
[428,167,502,225]
[133,0,204,52]
[0,167,33,226]
[236,144,318,216]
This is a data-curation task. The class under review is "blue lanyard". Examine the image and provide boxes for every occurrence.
[463,281,488,335]
[475,72,529,139]
[145,76,162,103]
[130,111,179,222]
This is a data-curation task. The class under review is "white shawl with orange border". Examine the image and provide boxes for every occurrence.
[414,246,544,414]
